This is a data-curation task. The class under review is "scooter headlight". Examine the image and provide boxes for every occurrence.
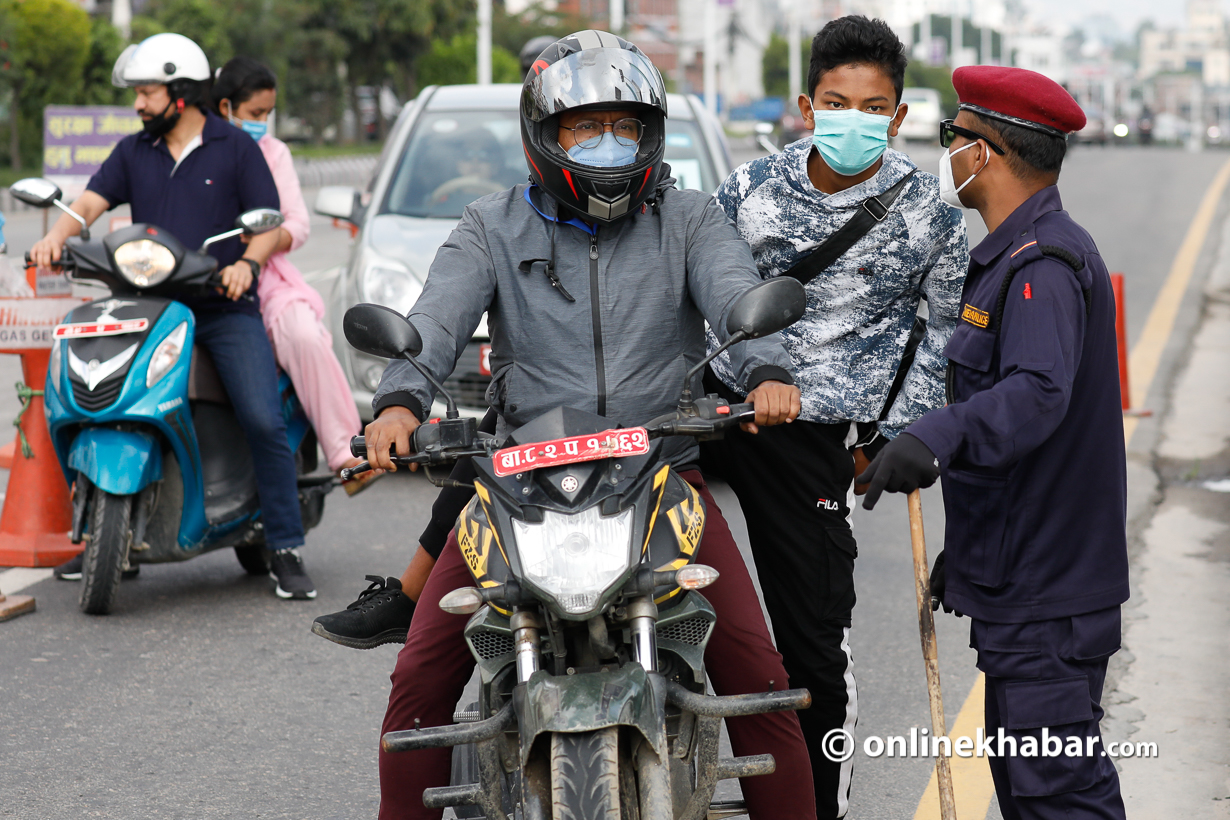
[511,506,635,617]
[49,339,62,394]
[113,239,176,287]
[146,321,188,388]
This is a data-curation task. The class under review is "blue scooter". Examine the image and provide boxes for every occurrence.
[11,178,332,615]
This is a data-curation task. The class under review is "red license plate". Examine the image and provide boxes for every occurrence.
[54,318,149,339]
[492,427,650,477]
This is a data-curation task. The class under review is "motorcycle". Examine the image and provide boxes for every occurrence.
[10,177,332,615]
[339,275,810,820]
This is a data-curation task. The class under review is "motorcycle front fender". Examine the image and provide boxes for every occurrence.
[513,664,668,766]
[68,427,162,495]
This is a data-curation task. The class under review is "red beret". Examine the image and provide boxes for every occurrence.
[952,66,1086,136]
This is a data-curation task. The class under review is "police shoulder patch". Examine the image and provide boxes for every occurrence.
[961,302,990,328]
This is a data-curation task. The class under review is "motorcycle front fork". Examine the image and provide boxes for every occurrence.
[511,596,660,684]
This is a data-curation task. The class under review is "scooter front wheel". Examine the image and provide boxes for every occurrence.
[80,490,133,616]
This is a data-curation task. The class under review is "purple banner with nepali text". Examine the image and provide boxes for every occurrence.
[42,105,142,178]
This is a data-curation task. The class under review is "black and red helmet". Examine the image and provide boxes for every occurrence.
[521,30,668,224]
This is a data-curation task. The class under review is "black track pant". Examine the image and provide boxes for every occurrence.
[700,376,860,819]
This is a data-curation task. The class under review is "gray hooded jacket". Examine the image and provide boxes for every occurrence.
[373,177,795,468]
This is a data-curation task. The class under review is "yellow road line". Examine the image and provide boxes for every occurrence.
[1124,156,1230,445]
[913,156,1230,819]
[912,674,996,820]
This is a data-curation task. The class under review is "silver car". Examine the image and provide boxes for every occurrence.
[314,83,733,420]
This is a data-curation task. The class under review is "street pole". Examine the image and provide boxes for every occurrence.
[610,0,624,35]
[477,0,492,86]
[704,0,717,117]
[921,13,932,65]
[112,0,131,40]
[788,1,802,99]
[951,0,962,68]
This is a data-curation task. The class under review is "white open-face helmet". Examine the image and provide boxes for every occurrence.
[112,33,210,87]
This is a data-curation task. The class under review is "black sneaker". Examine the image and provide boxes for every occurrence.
[54,552,139,581]
[311,575,416,650]
[269,548,317,600]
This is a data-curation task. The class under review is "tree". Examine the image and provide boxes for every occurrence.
[762,32,809,99]
[137,0,233,64]
[492,2,588,57]
[0,0,91,170]
[78,17,129,106]
[417,34,520,87]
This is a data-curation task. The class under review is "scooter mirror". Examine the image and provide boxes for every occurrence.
[725,277,807,339]
[235,209,283,236]
[10,178,63,208]
[343,303,424,360]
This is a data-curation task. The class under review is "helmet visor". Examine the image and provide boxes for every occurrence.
[522,48,667,123]
[111,44,140,88]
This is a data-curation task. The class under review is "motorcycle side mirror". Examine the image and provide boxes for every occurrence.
[344,303,423,359]
[676,277,807,414]
[199,209,285,253]
[236,208,284,236]
[10,177,62,207]
[724,277,807,339]
[11,177,91,240]
[344,303,461,419]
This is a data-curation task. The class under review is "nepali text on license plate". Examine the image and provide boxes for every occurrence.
[492,427,650,477]
[54,318,149,339]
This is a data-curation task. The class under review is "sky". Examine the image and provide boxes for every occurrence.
[1022,0,1197,34]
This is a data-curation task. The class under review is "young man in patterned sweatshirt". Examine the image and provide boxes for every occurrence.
[699,16,969,818]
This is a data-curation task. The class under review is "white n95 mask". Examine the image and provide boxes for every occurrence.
[938,142,983,209]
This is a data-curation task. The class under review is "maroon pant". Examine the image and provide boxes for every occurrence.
[379,471,817,820]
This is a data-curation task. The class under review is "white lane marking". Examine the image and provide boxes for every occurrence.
[0,567,55,594]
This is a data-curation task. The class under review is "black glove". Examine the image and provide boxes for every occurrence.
[855,432,940,510]
[928,550,963,617]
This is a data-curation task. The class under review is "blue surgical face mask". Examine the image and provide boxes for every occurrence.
[811,106,899,176]
[566,131,638,168]
[230,114,268,141]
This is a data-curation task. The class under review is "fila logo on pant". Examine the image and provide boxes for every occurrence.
[817,498,840,511]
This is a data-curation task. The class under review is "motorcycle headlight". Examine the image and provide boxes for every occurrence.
[146,321,188,388]
[511,506,635,616]
[113,239,176,287]
[360,256,422,315]
[49,339,61,394]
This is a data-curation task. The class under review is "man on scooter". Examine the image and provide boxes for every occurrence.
[357,31,818,820]
[29,33,316,600]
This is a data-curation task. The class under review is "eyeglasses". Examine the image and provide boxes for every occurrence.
[939,119,1005,154]
[560,118,644,149]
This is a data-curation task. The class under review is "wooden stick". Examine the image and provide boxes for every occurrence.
[908,489,957,820]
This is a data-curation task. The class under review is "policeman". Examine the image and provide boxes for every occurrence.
[858,66,1129,820]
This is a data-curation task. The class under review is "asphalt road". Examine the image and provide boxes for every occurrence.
[2,141,1227,819]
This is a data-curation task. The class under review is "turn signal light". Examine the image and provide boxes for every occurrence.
[439,587,485,615]
[675,564,720,590]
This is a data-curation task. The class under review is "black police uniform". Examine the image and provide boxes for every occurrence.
[907,186,1128,819]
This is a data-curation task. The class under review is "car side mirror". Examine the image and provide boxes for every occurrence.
[315,186,359,222]
[236,208,283,236]
[10,177,62,208]
[343,303,423,359]
[725,277,807,339]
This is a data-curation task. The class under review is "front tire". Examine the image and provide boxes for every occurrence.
[80,491,133,615]
[551,729,620,820]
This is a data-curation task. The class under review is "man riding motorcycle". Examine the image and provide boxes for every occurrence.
[360,31,818,820]
[29,33,315,599]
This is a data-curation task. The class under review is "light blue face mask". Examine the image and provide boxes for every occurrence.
[230,115,268,142]
[566,131,638,168]
[811,106,898,176]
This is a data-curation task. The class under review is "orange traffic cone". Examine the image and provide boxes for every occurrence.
[0,348,78,567]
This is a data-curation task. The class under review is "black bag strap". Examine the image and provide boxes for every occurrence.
[783,169,917,287]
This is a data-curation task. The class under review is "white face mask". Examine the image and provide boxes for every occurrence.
[938,141,984,209]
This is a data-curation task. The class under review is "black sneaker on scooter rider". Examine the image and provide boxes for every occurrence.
[54,552,139,581]
[311,575,415,649]
[269,548,316,600]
